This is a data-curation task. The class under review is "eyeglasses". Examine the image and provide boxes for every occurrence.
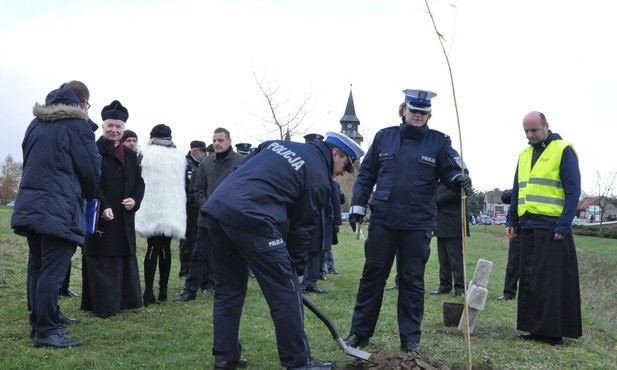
[83,100,91,110]
[409,109,429,116]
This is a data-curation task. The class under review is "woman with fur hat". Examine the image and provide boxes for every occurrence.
[135,124,186,305]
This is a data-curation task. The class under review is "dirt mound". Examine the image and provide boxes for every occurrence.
[344,351,450,370]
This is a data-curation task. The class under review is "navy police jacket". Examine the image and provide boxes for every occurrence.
[352,123,465,231]
[204,140,334,273]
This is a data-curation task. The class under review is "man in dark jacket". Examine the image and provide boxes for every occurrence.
[11,81,101,348]
[203,131,363,370]
[178,140,207,279]
[173,128,244,302]
[430,182,469,297]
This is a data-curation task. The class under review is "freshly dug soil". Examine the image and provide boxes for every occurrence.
[344,351,496,370]
[344,351,450,370]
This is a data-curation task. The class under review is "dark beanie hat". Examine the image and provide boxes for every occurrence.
[101,100,129,122]
[206,144,214,153]
[122,129,138,142]
[501,189,513,205]
[190,140,207,150]
[150,124,172,138]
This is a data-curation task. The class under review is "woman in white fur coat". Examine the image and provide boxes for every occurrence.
[135,124,186,305]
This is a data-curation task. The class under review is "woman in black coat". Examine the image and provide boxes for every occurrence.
[81,101,145,317]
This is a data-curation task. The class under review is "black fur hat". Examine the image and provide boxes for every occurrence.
[101,100,129,122]
[150,124,172,139]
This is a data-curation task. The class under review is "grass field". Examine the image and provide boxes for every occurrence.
[1,205,616,369]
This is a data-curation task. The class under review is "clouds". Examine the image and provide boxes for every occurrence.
[0,0,615,193]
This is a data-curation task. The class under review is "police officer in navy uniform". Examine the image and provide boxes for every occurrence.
[344,89,472,354]
[204,132,363,370]
[235,142,252,156]
[301,133,330,294]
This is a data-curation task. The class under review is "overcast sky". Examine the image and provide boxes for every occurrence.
[1,0,615,193]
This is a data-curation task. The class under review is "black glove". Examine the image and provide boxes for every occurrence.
[349,213,363,232]
[455,174,473,193]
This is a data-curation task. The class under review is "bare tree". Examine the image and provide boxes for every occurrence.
[251,68,317,140]
[590,170,617,237]
[0,154,22,203]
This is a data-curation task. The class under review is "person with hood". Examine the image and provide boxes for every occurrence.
[80,100,145,317]
[135,124,186,306]
[11,80,100,348]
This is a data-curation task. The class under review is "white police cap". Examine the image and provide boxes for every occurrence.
[324,131,365,173]
[403,89,437,112]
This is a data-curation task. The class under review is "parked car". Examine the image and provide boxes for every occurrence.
[572,218,586,226]
[479,215,492,225]
[492,215,507,225]
[6,201,15,207]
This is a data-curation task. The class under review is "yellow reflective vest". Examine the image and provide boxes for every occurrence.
[517,140,574,217]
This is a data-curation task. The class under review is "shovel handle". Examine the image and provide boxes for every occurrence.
[302,295,341,341]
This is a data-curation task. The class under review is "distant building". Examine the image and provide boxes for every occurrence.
[340,85,363,145]
[577,197,617,222]
[337,85,363,211]
[484,189,509,216]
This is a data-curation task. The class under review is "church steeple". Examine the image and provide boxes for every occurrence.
[340,84,363,144]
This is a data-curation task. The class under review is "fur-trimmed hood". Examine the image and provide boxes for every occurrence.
[32,88,89,122]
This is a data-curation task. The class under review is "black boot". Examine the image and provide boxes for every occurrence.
[143,290,158,307]
[158,287,167,302]
[157,237,172,302]
[143,237,160,307]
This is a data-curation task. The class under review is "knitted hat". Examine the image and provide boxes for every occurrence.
[122,129,138,142]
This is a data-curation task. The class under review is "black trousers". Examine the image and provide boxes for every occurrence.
[502,234,522,298]
[27,233,75,339]
[179,205,198,277]
[303,250,324,289]
[350,224,431,346]
[183,225,215,295]
[436,237,464,293]
[207,217,311,368]
[144,235,172,294]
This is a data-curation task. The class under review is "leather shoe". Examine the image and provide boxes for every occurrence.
[214,357,248,369]
[305,286,328,294]
[287,360,333,370]
[497,295,514,301]
[430,288,451,295]
[454,291,465,298]
[343,333,369,348]
[30,325,69,339]
[33,334,81,348]
[173,292,196,303]
[401,342,421,353]
[58,312,81,325]
[59,288,79,298]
